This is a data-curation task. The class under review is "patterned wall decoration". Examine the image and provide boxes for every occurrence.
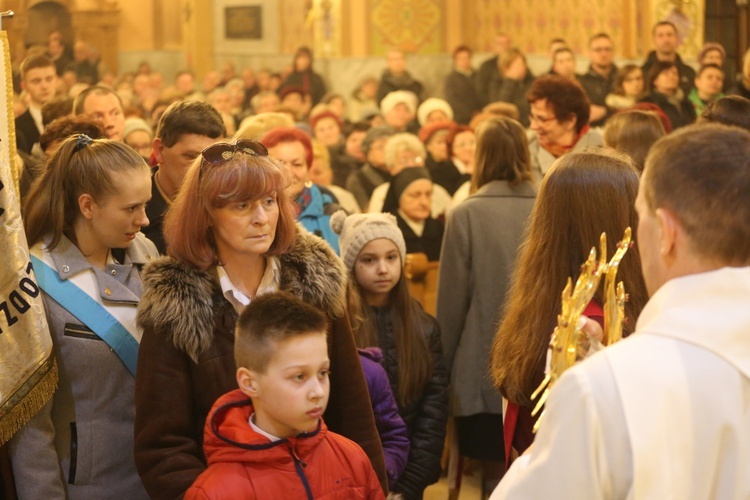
[467,0,641,59]
[279,0,315,54]
[652,0,704,59]
[369,0,443,55]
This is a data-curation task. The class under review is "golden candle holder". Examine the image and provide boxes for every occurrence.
[530,228,632,431]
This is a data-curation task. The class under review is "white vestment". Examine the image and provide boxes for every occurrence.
[492,266,750,500]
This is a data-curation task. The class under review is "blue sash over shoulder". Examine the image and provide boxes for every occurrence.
[30,255,139,376]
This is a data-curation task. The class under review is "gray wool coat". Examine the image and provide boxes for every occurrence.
[436,180,536,417]
[9,234,157,500]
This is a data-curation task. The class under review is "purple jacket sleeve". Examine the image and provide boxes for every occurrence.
[358,348,410,489]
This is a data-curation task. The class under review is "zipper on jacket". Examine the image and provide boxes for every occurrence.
[68,422,77,484]
[290,444,313,500]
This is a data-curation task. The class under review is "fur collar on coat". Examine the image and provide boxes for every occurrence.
[137,226,347,362]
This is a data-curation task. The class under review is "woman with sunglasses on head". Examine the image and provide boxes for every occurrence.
[10,134,155,499]
[133,139,387,498]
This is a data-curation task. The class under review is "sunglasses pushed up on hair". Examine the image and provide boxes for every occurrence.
[197,139,269,183]
[200,139,269,165]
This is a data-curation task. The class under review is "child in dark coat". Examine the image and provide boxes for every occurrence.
[333,211,449,499]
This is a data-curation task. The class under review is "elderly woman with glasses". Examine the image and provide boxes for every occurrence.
[133,140,387,498]
[526,75,603,182]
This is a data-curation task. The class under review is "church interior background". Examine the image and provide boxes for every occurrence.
[3,0,747,119]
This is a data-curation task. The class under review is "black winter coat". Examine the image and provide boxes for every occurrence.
[371,303,449,499]
[444,69,484,125]
[280,69,328,105]
[639,91,696,130]
[376,70,424,105]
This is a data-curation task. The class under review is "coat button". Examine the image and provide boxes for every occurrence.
[104,288,112,295]
[111,269,117,276]
[62,265,70,273]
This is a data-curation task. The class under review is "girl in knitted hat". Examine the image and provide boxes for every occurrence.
[331,210,448,499]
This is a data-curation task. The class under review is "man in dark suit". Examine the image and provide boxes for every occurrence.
[642,21,696,96]
[15,55,57,155]
[444,45,484,125]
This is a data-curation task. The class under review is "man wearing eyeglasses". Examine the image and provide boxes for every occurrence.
[144,101,226,254]
[577,33,617,127]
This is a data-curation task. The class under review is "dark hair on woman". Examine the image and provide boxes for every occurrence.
[163,147,297,271]
[39,115,106,153]
[472,116,532,191]
[645,60,677,92]
[24,135,149,249]
[293,46,314,68]
[526,75,591,133]
[490,148,648,406]
[699,95,750,131]
[604,110,666,171]
[41,97,74,127]
[347,269,432,407]
[611,64,643,97]
[498,48,526,75]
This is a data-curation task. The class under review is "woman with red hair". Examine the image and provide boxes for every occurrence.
[261,127,342,254]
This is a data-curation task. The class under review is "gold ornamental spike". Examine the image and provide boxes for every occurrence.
[531,245,605,418]
[603,227,632,345]
[530,228,632,432]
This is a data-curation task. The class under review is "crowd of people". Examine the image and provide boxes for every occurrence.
[4,19,750,500]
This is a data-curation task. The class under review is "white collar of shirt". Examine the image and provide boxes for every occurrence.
[249,412,282,442]
[398,209,425,236]
[216,256,280,313]
[28,104,44,134]
[452,157,468,174]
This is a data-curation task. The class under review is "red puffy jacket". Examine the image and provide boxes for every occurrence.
[186,390,385,500]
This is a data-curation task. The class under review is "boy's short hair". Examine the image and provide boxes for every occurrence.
[696,63,724,78]
[155,100,226,147]
[20,55,55,78]
[235,292,329,373]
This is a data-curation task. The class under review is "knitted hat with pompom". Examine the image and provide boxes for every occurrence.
[330,210,406,271]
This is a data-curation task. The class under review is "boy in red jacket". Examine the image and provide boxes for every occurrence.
[186,293,384,499]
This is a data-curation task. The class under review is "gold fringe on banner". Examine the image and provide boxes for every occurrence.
[0,29,57,446]
[1,31,19,194]
[0,357,58,446]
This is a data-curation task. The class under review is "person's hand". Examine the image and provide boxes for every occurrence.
[578,315,603,342]
[577,316,604,357]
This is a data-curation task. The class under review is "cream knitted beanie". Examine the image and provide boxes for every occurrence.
[330,210,406,270]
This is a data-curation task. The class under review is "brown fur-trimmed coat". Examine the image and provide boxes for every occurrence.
[134,228,386,499]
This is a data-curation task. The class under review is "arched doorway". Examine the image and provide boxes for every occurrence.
[24,1,73,51]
